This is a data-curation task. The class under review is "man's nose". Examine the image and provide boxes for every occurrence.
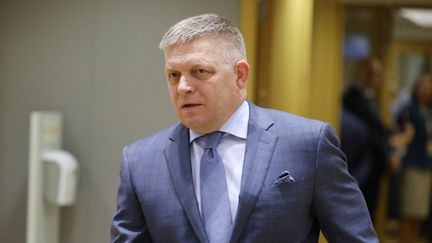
[177,75,194,93]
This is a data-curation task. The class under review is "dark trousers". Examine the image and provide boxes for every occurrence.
[361,174,381,221]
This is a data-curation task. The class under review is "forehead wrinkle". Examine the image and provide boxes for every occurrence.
[165,55,212,70]
[164,38,234,71]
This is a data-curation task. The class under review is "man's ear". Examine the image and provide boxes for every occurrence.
[235,60,249,90]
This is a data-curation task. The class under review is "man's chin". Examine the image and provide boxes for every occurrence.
[181,120,215,134]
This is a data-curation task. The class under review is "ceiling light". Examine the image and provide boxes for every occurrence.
[399,8,432,28]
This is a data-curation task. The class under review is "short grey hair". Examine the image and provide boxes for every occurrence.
[159,13,247,64]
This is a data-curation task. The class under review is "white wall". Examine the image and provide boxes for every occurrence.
[0,1,239,242]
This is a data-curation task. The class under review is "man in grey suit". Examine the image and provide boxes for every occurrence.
[111,13,378,243]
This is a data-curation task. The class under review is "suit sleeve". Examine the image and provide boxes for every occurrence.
[313,124,378,243]
[110,147,152,243]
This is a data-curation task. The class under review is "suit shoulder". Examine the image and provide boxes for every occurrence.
[260,106,327,132]
[124,123,179,156]
[256,105,337,143]
[254,106,339,154]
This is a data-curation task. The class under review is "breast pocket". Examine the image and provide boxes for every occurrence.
[247,178,314,235]
[258,178,313,208]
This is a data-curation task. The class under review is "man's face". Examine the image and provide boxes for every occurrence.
[164,35,248,134]
[418,75,432,104]
[363,59,382,88]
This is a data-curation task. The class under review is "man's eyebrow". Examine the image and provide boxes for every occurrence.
[191,63,210,68]
[164,64,176,70]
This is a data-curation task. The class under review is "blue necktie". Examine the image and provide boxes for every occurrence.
[200,132,232,243]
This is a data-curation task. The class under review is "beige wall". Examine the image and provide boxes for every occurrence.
[0,1,239,242]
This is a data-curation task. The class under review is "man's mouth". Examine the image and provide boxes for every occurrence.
[182,103,201,109]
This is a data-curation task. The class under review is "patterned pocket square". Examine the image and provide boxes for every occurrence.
[272,170,295,187]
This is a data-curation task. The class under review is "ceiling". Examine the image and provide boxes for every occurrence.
[340,0,432,6]
[342,0,432,41]
[394,9,432,40]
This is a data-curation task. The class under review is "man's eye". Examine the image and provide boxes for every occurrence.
[193,68,211,79]
[168,72,179,78]
[167,72,180,83]
[193,68,207,75]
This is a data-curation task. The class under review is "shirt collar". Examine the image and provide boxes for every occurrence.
[189,100,249,143]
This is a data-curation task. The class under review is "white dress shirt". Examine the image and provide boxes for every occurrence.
[189,101,249,221]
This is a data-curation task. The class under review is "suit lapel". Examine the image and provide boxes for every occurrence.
[230,103,278,243]
[164,124,208,243]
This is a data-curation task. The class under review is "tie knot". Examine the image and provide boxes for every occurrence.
[203,131,224,149]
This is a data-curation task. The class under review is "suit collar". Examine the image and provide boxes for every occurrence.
[230,101,278,243]
[165,102,278,243]
[246,101,275,131]
[165,124,209,243]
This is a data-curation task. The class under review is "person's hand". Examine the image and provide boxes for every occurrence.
[403,122,415,143]
[387,153,401,174]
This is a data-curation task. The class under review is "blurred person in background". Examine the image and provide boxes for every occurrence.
[340,108,373,189]
[399,73,432,243]
[385,80,415,239]
[342,57,392,221]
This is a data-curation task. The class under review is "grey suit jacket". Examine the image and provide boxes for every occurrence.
[111,102,378,243]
